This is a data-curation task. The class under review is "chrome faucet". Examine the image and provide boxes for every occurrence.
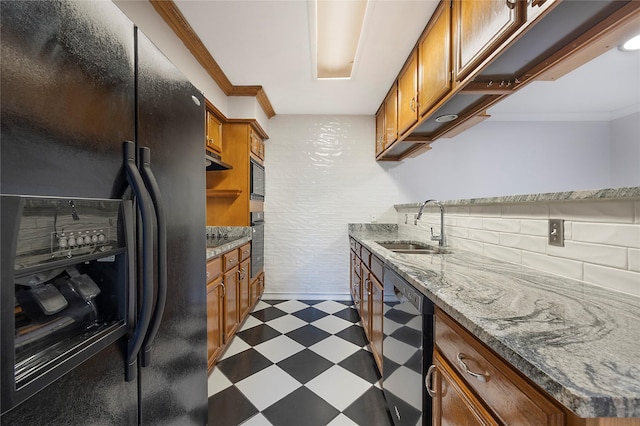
[415,199,445,246]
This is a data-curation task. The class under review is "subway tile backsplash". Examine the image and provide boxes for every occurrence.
[396,192,640,297]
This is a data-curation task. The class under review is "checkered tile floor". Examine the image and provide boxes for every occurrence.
[207,299,394,426]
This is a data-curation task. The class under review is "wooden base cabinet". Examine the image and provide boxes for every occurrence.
[432,308,563,425]
[206,258,223,372]
[207,242,261,373]
[432,350,499,426]
[349,239,384,373]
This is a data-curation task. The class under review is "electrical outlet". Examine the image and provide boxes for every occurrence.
[548,219,564,247]
[370,214,377,223]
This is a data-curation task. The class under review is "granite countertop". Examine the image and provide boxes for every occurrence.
[394,186,640,209]
[348,224,640,419]
[206,226,251,260]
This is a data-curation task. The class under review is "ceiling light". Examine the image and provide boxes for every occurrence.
[618,34,640,51]
[315,0,368,79]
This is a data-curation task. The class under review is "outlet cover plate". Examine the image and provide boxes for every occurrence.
[549,219,564,247]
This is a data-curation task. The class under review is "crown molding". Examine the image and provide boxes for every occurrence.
[149,0,276,118]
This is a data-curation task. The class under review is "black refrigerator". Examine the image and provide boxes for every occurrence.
[0,1,208,424]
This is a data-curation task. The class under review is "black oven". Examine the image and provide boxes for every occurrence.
[250,159,265,201]
[1,195,132,412]
[250,211,264,279]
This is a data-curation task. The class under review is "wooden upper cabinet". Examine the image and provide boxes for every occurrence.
[206,105,223,155]
[452,0,525,82]
[418,0,452,118]
[397,50,419,135]
[526,0,557,25]
[384,83,398,149]
[250,129,265,163]
[375,105,385,157]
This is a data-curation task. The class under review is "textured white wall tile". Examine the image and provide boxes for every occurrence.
[549,201,635,223]
[583,264,640,297]
[470,205,501,217]
[520,219,548,236]
[501,204,548,219]
[264,115,427,297]
[446,226,469,239]
[522,252,584,281]
[482,217,521,233]
[629,249,640,273]
[547,241,627,269]
[483,244,522,264]
[572,223,640,248]
[499,233,546,253]
[455,216,483,229]
[447,237,484,254]
[468,229,500,244]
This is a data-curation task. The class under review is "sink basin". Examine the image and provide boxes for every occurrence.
[376,241,452,255]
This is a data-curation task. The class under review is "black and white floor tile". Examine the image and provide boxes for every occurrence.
[207,299,394,426]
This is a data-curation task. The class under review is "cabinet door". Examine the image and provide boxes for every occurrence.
[207,277,224,370]
[384,83,398,149]
[223,266,239,342]
[375,105,385,157]
[453,0,524,81]
[419,1,452,117]
[350,250,362,313]
[433,351,499,426]
[360,268,372,340]
[526,0,557,24]
[206,110,223,154]
[250,129,264,162]
[370,274,384,374]
[238,258,251,321]
[397,50,419,135]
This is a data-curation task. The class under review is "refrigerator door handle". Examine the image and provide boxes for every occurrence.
[138,146,167,368]
[123,141,155,381]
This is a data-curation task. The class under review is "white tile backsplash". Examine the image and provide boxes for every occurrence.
[584,264,640,297]
[400,197,640,297]
[571,222,640,248]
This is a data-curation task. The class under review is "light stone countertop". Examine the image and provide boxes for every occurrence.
[348,223,640,419]
[394,186,640,209]
[205,226,251,260]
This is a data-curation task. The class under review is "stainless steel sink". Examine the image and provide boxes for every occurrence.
[376,241,452,255]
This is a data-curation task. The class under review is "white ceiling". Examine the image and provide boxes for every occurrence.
[174,0,639,118]
[174,0,438,115]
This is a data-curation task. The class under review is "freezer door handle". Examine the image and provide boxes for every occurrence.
[123,141,155,381]
[139,146,167,368]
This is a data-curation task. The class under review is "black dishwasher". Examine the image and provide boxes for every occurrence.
[383,267,434,426]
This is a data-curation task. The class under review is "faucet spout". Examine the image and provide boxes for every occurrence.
[415,199,445,246]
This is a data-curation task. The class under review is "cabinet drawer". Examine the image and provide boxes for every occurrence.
[206,257,222,283]
[435,309,563,425]
[360,247,371,268]
[223,249,239,271]
[370,254,384,283]
[239,243,251,262]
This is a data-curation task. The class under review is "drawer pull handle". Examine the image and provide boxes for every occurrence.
[457,353,488,382]
[425,364,437,397]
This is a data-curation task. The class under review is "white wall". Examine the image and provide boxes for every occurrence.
[611,111,640,188]
[264,115,419,299]
[113,0,270,133]
[263,115,618,298]
[394,120,612,201]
